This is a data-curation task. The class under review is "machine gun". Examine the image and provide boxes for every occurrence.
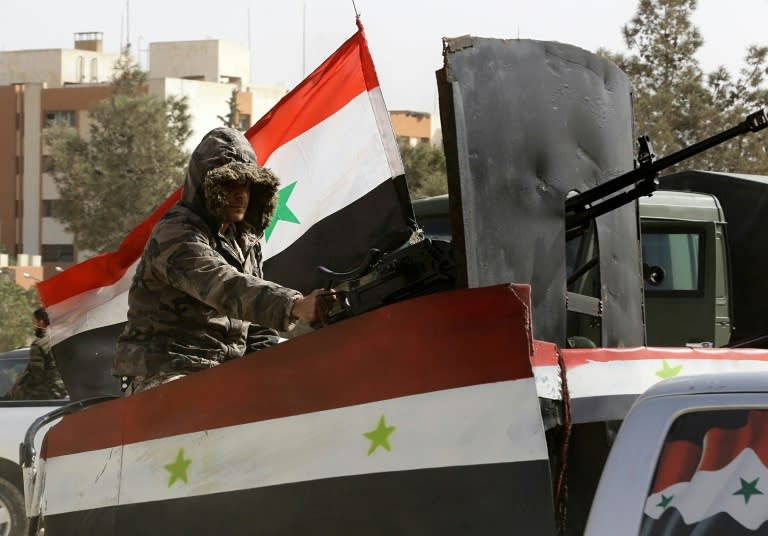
[565,109,768,239]
[315,238,456,325]
[316,110,768,326]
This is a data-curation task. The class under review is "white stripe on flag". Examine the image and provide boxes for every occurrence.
[44,379,547,515]
[644,448,768,530]
[262,90,401,260]
[559,359,768,399]
[46,261,137,345]
[368,87,405,178]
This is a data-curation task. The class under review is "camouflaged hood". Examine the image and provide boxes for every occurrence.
[181,127,280,235]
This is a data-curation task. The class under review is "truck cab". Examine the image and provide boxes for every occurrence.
[412,189,733,349]
[640,190,731,348]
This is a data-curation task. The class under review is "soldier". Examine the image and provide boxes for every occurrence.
[8,308,68,401]
[113,127,329,395]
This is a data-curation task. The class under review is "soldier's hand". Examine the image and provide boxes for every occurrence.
[291,289,336,323]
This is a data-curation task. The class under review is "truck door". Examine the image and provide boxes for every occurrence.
[642,220,717,347]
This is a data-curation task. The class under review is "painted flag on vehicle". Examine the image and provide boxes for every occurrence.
[641,409,768,533]
[38,285,556,534]
[532,346,768,424]
[35,20,413,399]
[247,19,412,293]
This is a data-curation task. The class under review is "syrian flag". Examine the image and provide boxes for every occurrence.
[531,346,768,424]
[35,20,413,399]
[641,409,768,533]
[247,19,412,292]
[36,191,182,399]
[37,284,556,534]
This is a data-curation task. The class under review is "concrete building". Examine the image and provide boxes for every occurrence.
[0,253,43,291]
[0,33,286,279]
[389,110,442,147]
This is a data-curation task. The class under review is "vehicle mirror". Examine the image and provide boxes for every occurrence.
[643,263,665,286]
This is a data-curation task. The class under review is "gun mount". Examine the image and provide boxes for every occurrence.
[315,238,456,325]
[565,109,768,239]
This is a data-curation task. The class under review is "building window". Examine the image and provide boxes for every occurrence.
[44,111,75,128]
[42,244,74,263]
[77,56,85,82]
[238,114,251,131]
[90,58,99,81]
[42,200,60,218]
[42,155,55,173]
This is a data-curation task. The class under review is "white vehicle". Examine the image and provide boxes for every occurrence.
[587,371,768,534]
[0,348,66,536]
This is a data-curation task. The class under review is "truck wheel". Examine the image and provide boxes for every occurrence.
[0,476,26,536]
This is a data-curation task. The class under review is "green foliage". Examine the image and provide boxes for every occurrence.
[398,138,448,199]
[0,277,38,352]
[218,88,241,129]
[46,53,192,253]
[601,0,768,174]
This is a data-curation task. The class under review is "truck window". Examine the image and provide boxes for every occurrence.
[642,231,702,292]
[642,409,768,533]
[0,356,27,398]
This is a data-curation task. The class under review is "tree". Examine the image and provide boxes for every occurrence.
[601,0,768,173]
[218,88,242,129]
[398,138,448,199]
[0,276,39,352]
[46,52,192,253]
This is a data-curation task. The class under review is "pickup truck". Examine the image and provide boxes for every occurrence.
[586,371,768,534]
[0,348,66,536]
[18,285,768,535]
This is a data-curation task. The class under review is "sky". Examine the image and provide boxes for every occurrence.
[3,0,768,114]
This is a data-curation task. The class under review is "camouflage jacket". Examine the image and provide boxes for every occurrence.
[113,128,302,377]
[9,336,68,401]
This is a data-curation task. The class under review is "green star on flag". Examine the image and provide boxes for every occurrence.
[656,359,683,379]
[164,447,192,487]
[733,477,764,504]
[264,181,300,241]
[364,415,396,456]
[656,494,673,509]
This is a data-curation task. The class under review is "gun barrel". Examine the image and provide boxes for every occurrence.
[565,109,768,218]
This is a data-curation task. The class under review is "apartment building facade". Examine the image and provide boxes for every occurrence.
[0,32,286,278]
[389,109,442,147]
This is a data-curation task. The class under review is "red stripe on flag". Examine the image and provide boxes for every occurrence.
[563,346,768,368]
[697,410,768,471]
[245,27,379,164]
[44,284,535,457]
[532,340,560,367]
[37,188,182,307]
[650,439,702,493]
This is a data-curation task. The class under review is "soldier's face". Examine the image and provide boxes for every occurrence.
[222,183,250,223]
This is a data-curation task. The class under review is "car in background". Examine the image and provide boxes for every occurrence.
[0,349,29,400]
[0,347,67,536]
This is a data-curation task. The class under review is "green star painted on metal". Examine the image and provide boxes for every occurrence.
[656,359,683,379]
[733,477,764,504]
[363,415,396,456]
[164,447,192,487]
[264,181,300,241]
[656,494,673,509]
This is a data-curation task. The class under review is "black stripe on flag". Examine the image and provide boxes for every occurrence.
[641,508,767,535]
[264,176,414,294]
[44,461,556,535]
[53,323,124,401]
